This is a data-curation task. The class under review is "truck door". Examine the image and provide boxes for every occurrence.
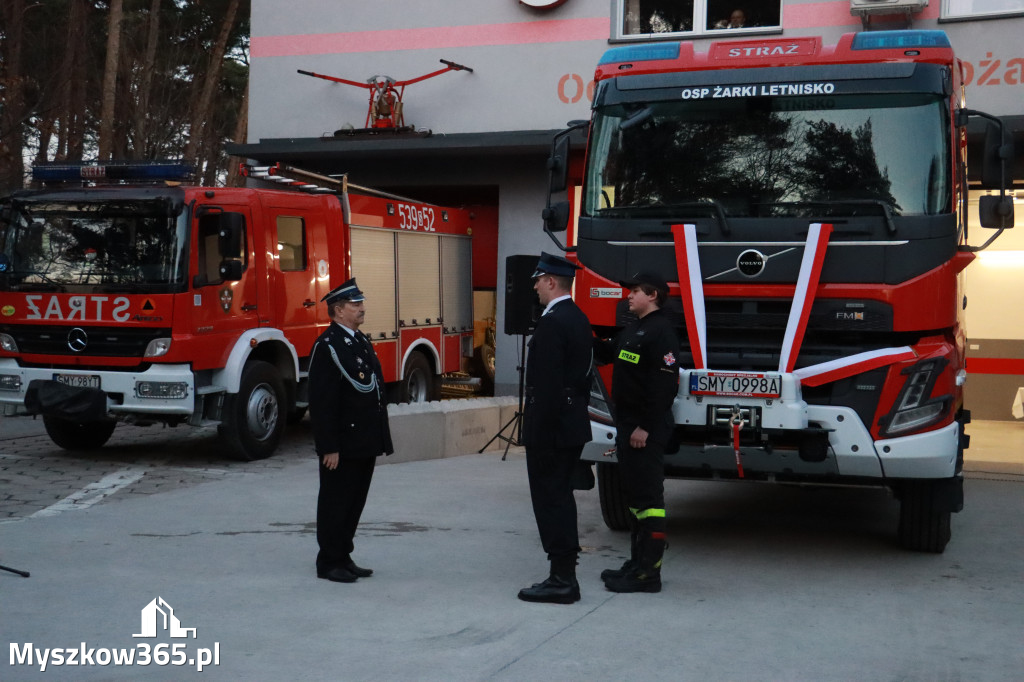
[189,205,261,369]
[268,208,324,356]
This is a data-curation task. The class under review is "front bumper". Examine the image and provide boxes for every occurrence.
[0,359,196,417]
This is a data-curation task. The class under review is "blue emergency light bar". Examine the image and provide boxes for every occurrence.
[32,161,194,183]
[598,42,681,65]
[851,30,951,51]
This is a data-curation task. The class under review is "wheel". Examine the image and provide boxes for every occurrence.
[397,350,438,403]
[218,361,285,461]
[473,344,496,395]
[897,479,953,553]
[598,462,632,531]
[42,415,116,450]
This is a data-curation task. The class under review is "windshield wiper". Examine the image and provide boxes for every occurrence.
[759,200,897,234]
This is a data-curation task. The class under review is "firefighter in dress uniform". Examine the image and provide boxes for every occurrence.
[595,273,680,593]
[308,278,393,583]
[518,252,593,604]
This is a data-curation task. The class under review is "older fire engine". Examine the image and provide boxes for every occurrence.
[542,30,1016,552]
[0,162,475,460]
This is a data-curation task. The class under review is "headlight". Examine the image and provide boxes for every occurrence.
[144,338,171,358]
[135,381,188,399]
[882,359,950,436]
[0,333,18,353]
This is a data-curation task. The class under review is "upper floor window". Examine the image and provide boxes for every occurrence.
[616,0,782,40]
[943,0,1024,20]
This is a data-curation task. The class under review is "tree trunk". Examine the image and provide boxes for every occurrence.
[0,0,27,192]
[98,0,125,160]
[184,0,239,164]
[225,80,249,187]
[132,0,163,159]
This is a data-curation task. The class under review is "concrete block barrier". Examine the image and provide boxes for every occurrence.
[387,396,518,462]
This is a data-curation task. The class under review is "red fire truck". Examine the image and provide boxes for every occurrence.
[0,162,476,460]
[542,30,1016,552]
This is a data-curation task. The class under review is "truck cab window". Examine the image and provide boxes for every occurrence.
[276,216,307,272]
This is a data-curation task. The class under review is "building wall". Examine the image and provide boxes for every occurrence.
[249,0,1024,412]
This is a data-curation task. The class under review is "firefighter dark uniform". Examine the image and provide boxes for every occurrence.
[518,252,593,604]
[594,273,679,593]
[308,278,393,583]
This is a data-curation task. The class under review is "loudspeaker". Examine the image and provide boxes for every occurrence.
[504,255,542,335]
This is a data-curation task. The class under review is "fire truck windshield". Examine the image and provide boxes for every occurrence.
[0,199,188,292]
[582,93,950,221]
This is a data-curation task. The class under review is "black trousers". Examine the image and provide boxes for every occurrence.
[616,432,666,514]
[316,456,376,571]
[526,445,584,561]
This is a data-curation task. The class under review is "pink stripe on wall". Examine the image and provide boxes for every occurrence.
[251,17,611,58]
[785,0,940,28]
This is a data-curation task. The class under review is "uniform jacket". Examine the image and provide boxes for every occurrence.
[522,298,593,449]
[308,322,394,459]
[595,307,680,442]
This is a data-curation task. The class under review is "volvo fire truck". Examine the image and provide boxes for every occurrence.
[542,30,1016,552]
[0,162,475,460]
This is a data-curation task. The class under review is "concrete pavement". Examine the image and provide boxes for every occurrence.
[2,440,1023,680]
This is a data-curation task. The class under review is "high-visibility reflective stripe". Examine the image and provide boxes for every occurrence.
[633,508,665,520]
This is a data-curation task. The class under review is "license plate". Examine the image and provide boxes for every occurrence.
[53,373,101,389]
[689,371,781,398]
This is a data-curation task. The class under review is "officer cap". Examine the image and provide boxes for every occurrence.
[321,278,365,305]
[620,272,669,296]
[531,251,580,279]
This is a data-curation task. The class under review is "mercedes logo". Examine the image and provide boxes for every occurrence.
[737,249,766,278]
[67,327,89,353]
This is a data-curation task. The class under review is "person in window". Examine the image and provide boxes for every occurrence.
[714,8,747,28]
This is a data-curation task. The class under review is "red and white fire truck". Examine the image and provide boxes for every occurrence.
[0,162,476,460]
[542,30,1016,552]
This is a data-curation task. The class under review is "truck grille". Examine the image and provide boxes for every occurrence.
[0,325,171,358]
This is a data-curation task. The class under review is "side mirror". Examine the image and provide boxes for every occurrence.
[219,259,244,281]
[978,194,1014,230]
[217,212,246,258]
[980,120,1014,189]
[548,134,570,194]
[542,201,571,233]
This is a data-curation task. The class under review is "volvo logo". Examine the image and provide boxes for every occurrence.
[67,327,89,352]
[736,249,766,278]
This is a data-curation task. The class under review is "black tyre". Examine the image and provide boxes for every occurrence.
[397,350,438,403]
[218,361,285,461]
[473,344,496,395]
[42,415,116,451]
[897,480,952,553]
[598,461,631,531]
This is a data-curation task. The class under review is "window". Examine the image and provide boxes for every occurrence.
[276,216,307,272]
[196,212,247,285]
[943,0,1024,20]
[616,0,781,39]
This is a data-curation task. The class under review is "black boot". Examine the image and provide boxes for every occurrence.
[518,555,580,604]
[601,528,640,582]
[604,525,664,594]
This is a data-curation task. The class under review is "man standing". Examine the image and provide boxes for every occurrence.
[596,273,679,593]
[518,252,593,604]
[308,278,393,583]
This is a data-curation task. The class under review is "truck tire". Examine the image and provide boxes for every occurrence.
[219,361,285,461]
[397,350,438,403]
[42,415,116,451]
[897,480,952,553]
[598,461,632,531]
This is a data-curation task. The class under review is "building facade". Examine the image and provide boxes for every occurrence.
[235,0,1024,419]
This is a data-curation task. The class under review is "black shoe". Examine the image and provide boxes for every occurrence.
[345,560,373,578]
[600,559,636,583]
[517,576,581,604]
[317,566,358,583]
[604,568,662,593]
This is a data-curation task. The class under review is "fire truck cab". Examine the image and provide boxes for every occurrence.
[541,30,1017,553]
[0,162,475,460]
